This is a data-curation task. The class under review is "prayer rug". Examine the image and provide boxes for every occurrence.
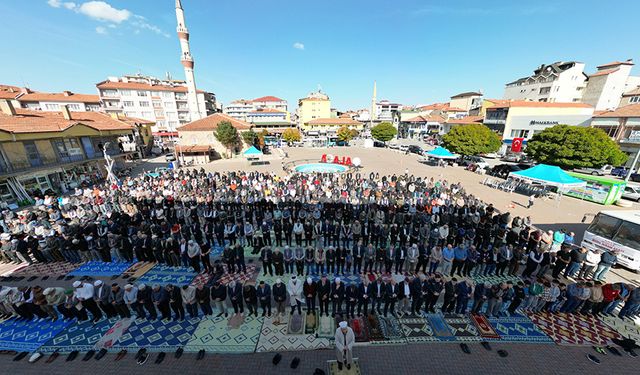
[426,313,455,341]
[527,312,621,346]
[373,316,406,345]
[255,316,332,352]
[114,317,201,352]
[217,265,258,286]
[318,315,335,339]
[0,317,72,352]
[349,316,370,343]
[365,314,385,341]
[0,262,27,277]
[228,314,244,329]
[600,315,640,342]
[470,274,522,286]
[442,314,481,342]
[328,359,361,375]
[470,314,500,339]
[305,312,318,334]
[39,317,121,353]
[11,262,79,277]
[398,317,438,343]
[211,245,224,258]
[287,313,305,335]
[121,262,156,279]
[190,272,212,287]
[67,261,135,277]
[487,316,553,343]
[184,315,263,353]
[94,318,132,349]
[137,264,197,286]
[310,273,363,285]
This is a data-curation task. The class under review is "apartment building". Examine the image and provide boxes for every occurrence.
[503,61,587,103]
[297,90,331,127]
[581,60,640,110]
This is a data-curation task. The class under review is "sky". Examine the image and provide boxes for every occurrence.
[1,0,640,110]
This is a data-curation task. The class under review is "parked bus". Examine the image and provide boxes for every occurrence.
[581,210,640,272]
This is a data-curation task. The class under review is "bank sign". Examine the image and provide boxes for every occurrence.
[509,114,591,132]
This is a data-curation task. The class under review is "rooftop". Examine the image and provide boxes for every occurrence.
[252,96,285,102]
[589,68,620,77]
[96,80,205,94]
[450,91,482,99]
[405,115,445,123]
[18,91,100,103]
[597,60,634,69]
[0,107,134,133]
[594,103,640,118]
[622,87,640,97]
[177,113,252,131]
[446,115,484,124]
[487,100,593,109]
[0,84,23,100]
[306,117,361,125]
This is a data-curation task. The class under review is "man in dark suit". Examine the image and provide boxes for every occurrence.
[166,284,185,321]
[331,278,345,317]
[303,277,317,314]
[256,281,272,317]
[353,240,365,274]
[394,246,406,274]
[235,244,246,273]
[345,283,358,319]
[260,246,273,276]
[317,275,331,317]
[228,280,244,315]
[410,275,423,315]
[272,247,284,276]
[371,278,386,314]
[384,278,400,317]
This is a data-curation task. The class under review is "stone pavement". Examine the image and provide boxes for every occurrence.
[1,341,637,375]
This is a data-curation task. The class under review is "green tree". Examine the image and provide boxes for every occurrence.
[371,122,397,143]
[282,128,302,144]
[337,126,358,143]
[214,121,241,158]
[258,129,269,148]
[525,125,627,169]
[242,130,258,146]
[441,124,502,155]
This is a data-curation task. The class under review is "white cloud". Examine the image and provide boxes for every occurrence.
[293,42,305,50]
[63,2,76,10]
[132,15,170,38]
[95,25,107,34]
[78,1,131,23]
[47,0,62,7]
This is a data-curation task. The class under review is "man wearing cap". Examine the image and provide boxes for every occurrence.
[74,280,103,322]
[287,275,303,315]
[152,284,171,320]
[93,280,117,318]
[331,277,345,317]
[318,274,331,317]
[303,277,317,314]
[108,283,130,318]
[124,284,144,318]
[335,321,355,371]
[138,284,158,320]
[273,278,287,319]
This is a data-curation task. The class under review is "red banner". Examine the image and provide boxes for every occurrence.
[320,154,352,166]
[511,137,524,153]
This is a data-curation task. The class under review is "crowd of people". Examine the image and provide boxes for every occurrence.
[0,168,638,325]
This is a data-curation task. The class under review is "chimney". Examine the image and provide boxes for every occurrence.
[109,113,121,120]
[60,104,72,120]
[0,99,16,116]
[63,90,72,97]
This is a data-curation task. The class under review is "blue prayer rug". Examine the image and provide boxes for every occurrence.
[67,261,135,277]
[426,313,456,341]
[488,316,554,343]
[137,264,198,286]
[113,317,201,352]
[0,317,72,352]
[39,317,121,353]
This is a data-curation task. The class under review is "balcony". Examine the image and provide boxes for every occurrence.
[0,150,128,177]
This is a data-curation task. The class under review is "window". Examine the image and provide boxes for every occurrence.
[123,101,134,107]
[44,103,59,110]
[630,96,640,103]
[136,91,148,97]
[612,221,640,250]
[120,90,132,96]
[154,110,164,117]
[539,87,551,95]
[510,129,528,138]
[140,111,152,118]
[152,100,162,108]
[162,92,173,99]
[587,214,621,239]
[139,101,150,107]
[68,104,81,110]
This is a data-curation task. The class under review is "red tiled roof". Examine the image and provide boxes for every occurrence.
[405,115,445,123]
[177,113,252,131]
[597,60,634,69]
[96,80,205,94]
[589,68,620,77]
[417,102,449,111]
[594,104,640,118]
[18,91,100,103]
[306,118,361,125]
[249,108,285,114]
[444,106,466,112]
[487,100,592,109]
[252,96,284,102]
[446,115,484,124]
[0,108,134,133]
[0,84,23,100]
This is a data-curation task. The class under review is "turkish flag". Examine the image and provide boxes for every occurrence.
[511,137,524,153]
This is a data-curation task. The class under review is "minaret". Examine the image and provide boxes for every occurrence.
[175,0,202,121]
[370,80,377,128]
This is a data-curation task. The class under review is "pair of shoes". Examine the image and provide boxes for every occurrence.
[175,347,184,359]
[196,349,205,360]
[115,349,127,361]
[337,361,343,370]
[154,352,166,364]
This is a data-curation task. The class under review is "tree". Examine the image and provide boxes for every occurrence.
[214,121,241,158]
[258,129,269,148]
[282,128,302,144]
[241,130,258,146]
[337,126,358,143]
[525,125,627,169]
[441,124,502,155]
[371,122,397,143]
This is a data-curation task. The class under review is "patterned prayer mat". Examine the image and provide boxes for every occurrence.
[305,312,318,334]
[0,262,27,277]
[442,314,481,342]
[600,315,640,342]
[528,312,621,346]
[11,262,80,277]
[287,313,305,335]
[328,359,361,375]
[114,317,201,352]
[95,318,132,349]
[487,316,553,343]
[0,317,72,352]
[374,315,406,345]
[470,314,500,339]
[365,314,386,341]
[190,272,213,287]
[310,273,363,285]
[426,313,455,341]
[318,315,335,339]
[67,261,135,277]
[470,274,522,286]
[349,316,370,343]
[217,265,258,286]
[255,316,332,352]
[399,317,438,343]
[121,262,156,279]
[137,264,197,286]
[39,317,121,353]
[184,315,263,353]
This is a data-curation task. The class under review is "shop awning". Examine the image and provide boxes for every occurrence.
[425,146,458,159]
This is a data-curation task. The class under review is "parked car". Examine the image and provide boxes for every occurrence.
[488,163,524,179]
[407,145,424,155]
[388,142,400,150]
[482,152,501,159]
[611,166,635,177]
[165,153,176,162]
[631,173,640,182]
[373,140,386,148]
[500,153,521,162]
[458,155,489,169]
[399,144,409,152]
[622,185,640,202]
[573,165,614,176]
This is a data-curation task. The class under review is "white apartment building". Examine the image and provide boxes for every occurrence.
[96,74,217,135]
[449,91,482,112]
[503,61,587,103]
[375,100,401,121]
[581,60,640,111]
[620,87,640,107]
[224,96,288,122]
[18,90,102,112]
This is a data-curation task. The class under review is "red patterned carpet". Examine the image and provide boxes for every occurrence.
[527,312,621,346]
